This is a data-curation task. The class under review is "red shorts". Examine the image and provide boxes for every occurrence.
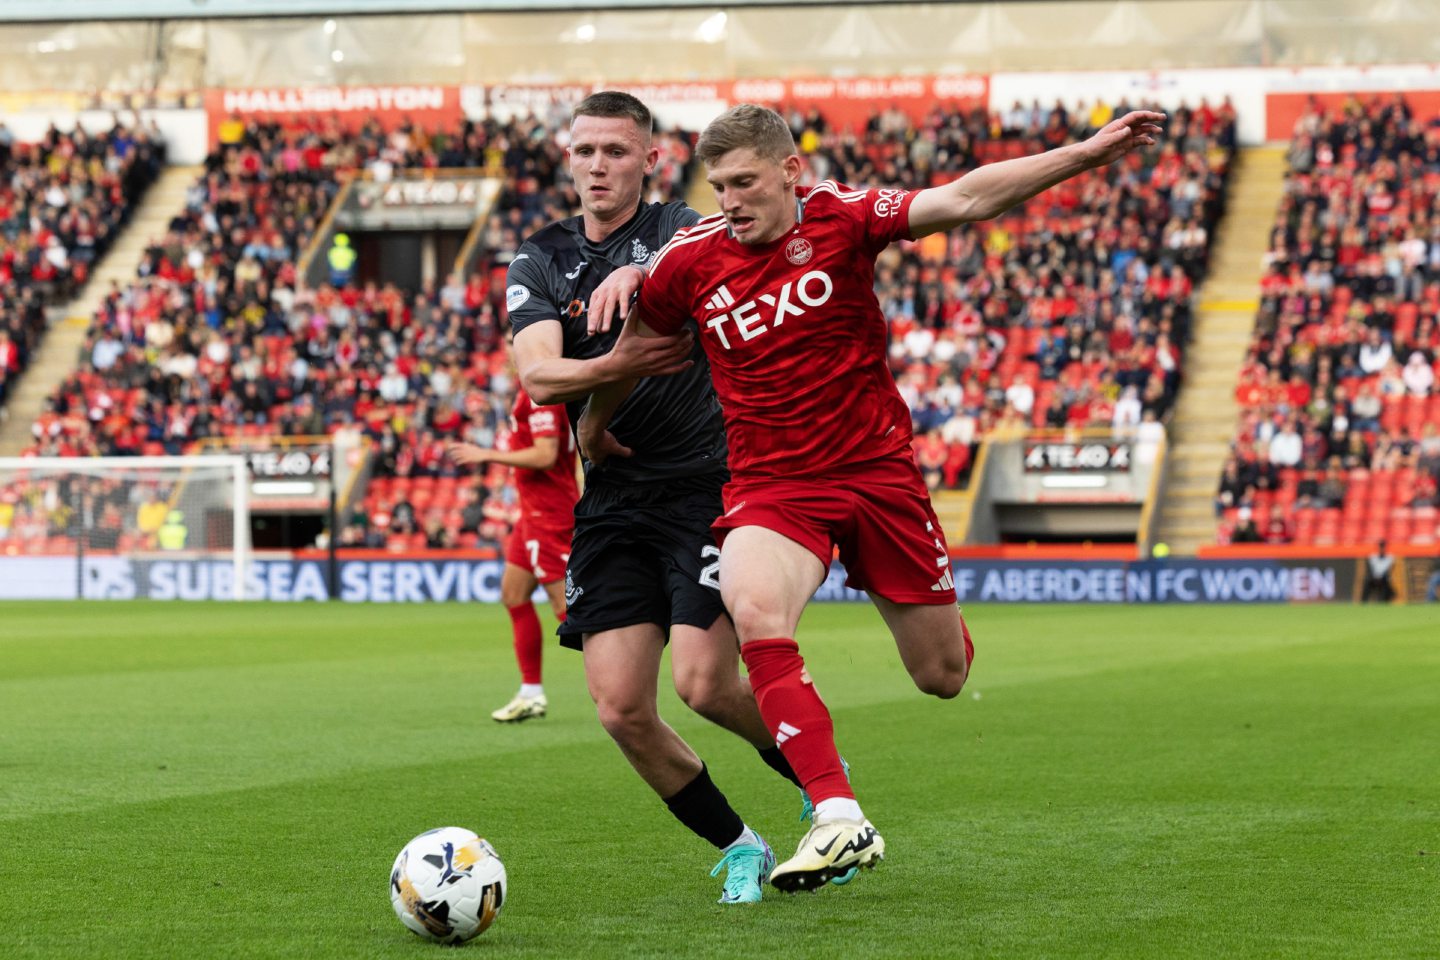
[504,518,572,585]
[712,452,957,604]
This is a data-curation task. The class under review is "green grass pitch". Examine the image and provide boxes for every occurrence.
[3,601,1437,959]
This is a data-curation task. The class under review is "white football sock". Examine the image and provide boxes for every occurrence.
[722,825,761,853]
[814,798,864,824]
[519,683,544,699]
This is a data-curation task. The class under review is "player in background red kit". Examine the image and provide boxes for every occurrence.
[581,103,1165,890]
[448,385,579,723]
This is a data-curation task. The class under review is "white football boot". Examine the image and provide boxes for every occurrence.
[768,818,884,892]
[490,692,547,723]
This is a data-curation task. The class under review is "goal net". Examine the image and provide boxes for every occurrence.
[0,456,250,601]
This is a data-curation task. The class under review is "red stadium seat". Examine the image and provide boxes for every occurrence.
[1413,507,1438,544]
[1395,302,1419,340]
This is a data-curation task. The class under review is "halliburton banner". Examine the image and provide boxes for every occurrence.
[205,74,990,143]
[0,556,1381,604]
[203,85,466,143]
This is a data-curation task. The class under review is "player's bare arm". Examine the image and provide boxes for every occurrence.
[576,311,675,464]
[576,379,637,467]
[445,436,560,471]
[585,263,647,336]
[512,316,692,406]
[907,110,1165,237]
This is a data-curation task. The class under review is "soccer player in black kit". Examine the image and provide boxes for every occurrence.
[507,92,802,904]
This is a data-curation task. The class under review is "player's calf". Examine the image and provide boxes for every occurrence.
[910,609,975,699]
[877,598,975,699]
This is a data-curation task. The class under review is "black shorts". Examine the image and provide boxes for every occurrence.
[558,471,728,650]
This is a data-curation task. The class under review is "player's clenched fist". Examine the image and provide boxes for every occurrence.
[445,441,491,466]
[576,405,633,467]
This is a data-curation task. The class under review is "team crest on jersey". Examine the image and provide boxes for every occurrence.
[631,239,650,262]
[506,284,530,312]
[873,189,906,218]
[785,237,814,266]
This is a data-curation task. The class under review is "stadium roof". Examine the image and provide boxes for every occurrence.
[0,0,872,21]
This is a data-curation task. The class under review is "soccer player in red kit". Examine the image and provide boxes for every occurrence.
[448,386,579,723]
[583,103,1164,890]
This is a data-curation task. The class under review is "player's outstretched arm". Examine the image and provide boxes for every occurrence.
[513,317,691,406]
[446,438,559,471]
[907,110,1165,238]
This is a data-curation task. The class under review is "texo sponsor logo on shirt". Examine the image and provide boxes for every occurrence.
[703,270,834,349]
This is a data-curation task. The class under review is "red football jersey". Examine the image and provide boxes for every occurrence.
[505,390,579,530]
[639,181,918,479]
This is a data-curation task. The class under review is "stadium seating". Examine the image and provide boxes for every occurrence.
[15,102,1236,552]
[0,120,163,410]
[17,114,693,552]
[1218,95,1440,546]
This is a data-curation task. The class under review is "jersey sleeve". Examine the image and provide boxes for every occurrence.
[845,183,920,254]
[634,234,693,336]
[658,200,702,240]
[504,245,559,335]
[527,403,563,439]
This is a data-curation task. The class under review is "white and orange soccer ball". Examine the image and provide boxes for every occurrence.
[389,827,507,944]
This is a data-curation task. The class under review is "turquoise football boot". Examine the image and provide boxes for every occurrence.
[710,836,776,904]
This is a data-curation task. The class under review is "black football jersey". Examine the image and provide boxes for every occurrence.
[506,201,728,487]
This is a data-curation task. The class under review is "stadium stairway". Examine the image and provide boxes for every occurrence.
[1154,146,1288,555]
[0,165,201,456]
[685,168,719,217]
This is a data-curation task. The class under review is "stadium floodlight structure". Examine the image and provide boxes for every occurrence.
[0,456,250,601]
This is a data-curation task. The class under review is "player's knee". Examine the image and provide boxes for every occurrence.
[500,583,531,608]
[912,662,967,700]
[594,697,659,747]
[674,672,731,722]
[726,595,788,643]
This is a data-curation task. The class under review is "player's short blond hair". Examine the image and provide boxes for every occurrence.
[696,104,797,166]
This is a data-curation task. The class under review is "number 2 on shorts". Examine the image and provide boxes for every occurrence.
[698,545,720,589]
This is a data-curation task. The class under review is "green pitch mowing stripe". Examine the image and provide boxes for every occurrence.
[1,602,1437,958]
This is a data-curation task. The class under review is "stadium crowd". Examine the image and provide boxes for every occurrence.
[0,119,163,411]
[17,112,692,552]
[0,471,180,556]
[791,96,1234,488]
[9,98,1235,553]
[1218,94,1440,547]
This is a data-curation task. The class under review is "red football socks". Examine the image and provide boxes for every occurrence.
[740,637,853,803]
[506,603,543,685]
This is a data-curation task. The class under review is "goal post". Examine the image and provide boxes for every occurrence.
[0,456,251,601]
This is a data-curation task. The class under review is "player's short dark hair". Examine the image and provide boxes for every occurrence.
[697,104,797,165]
[572,91,653,139]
